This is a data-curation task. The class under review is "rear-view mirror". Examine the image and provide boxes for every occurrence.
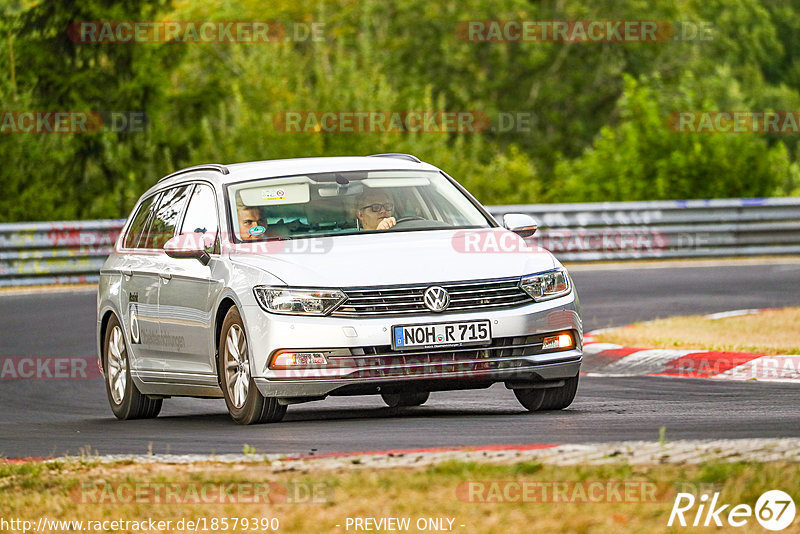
[503,213,538,238]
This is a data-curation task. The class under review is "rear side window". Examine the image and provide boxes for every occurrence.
[145,185,192,249]
[123,194,159,249]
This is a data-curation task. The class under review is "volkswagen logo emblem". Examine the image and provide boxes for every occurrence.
[423,286,450,312]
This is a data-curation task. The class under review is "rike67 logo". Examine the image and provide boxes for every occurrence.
[668,490,796,531]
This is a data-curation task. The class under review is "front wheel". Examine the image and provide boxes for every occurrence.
[514,375,579,412]
[219,306,286,425]
[381,391,430,407]
[104,315,162,420]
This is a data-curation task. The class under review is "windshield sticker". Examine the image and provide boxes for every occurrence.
[262,188,286,201]
[239,182,310,206]
[248,225,266,236]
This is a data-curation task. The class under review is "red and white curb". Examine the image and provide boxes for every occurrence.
[582,309,800,383]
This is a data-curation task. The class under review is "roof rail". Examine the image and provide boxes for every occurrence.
[368,153,422,163]
[158,164,230,182]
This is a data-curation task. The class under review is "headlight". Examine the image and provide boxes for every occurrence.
[520,268,571,301]
[254,287,346,316]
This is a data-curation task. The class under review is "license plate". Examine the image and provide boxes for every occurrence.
[392,320,492,350]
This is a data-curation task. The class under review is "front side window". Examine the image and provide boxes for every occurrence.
[226,170,491,242]
[179,184,220,253]
[145,185,192,249]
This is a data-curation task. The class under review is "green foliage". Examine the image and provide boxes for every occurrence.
[1,0,799,222]
[554,74,791,201]
[0,0,177,220]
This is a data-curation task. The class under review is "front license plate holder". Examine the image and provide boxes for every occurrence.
[391,320,492,351]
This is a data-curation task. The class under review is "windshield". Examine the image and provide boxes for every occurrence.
[226,170,492,241]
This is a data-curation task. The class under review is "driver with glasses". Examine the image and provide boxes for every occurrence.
[356,190,397,231]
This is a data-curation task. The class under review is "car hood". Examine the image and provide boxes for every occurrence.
[229,228,557,287]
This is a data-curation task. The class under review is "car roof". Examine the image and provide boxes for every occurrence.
[145,156,441,196]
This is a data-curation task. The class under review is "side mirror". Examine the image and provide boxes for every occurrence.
[164,233,212,266]
[503,213,538,238]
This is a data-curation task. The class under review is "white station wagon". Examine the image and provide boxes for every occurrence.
[97,154,582,424]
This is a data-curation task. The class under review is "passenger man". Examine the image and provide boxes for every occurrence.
[237,205,268,241]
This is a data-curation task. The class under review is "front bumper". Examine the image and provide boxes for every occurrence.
[242,294,582,398]
[254,353,581,397]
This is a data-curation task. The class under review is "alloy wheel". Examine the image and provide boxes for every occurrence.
[107,325,128,405]
[224,324,250,409]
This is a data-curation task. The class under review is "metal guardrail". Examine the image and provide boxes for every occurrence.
[488,197,800,261]
[0,220,123,287]
[1,198,798,286]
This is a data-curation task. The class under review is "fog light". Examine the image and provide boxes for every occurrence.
[542,333,574,351]
[271,351,328,368]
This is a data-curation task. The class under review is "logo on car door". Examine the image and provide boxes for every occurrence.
[129,303,140,344]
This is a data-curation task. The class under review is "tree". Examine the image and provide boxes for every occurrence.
[3,0,178,220]
[555,74,791,201]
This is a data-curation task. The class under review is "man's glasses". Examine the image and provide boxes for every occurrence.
[361,202,394,213]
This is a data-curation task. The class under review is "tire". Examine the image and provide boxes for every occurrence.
[514,375,579,412]
[381,391,430,408]
[104,315,162,420]
[218,306,286,425]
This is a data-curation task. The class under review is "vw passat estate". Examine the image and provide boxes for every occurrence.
[97,154,582,424]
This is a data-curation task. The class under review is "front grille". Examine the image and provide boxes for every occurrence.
[331,276,531,317]
[327,334,567,379]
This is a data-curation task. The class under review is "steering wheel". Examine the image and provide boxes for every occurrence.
[393,215,426,225]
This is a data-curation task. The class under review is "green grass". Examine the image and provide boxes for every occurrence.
[1,458,797,533]
[595,307,800,355]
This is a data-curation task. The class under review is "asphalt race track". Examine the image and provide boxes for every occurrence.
[1,261,799,458]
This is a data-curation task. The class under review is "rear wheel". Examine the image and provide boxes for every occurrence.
[219,306,286,425]
[514,375,579,412]
[381,391,430,407]
[104,315,162,420]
